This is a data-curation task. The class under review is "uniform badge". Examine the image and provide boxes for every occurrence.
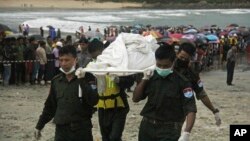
[183,87,193,98]
[197,80,203,88]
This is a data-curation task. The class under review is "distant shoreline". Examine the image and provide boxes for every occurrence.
[0,0,250,10]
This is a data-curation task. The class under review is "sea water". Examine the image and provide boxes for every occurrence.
[0,8,250,33]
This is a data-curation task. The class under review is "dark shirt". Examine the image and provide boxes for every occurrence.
[24,44,36,60]
[2,45,15,63]
[140,71,197,122]
[35,73,98,130]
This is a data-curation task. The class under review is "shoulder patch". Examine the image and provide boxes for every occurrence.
[183,87,193,98]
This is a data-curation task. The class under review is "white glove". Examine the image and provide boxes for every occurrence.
[34,129,41,140]
[75,67,85,78]
[142,69,154,80]
[178,132,190,141]
[214,112,221,126]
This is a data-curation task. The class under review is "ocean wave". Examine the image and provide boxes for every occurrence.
[219,9,250,14]
[134,14,161,19]
[158,13,186,17]
[64,15,133,23]
[23,18,108,33]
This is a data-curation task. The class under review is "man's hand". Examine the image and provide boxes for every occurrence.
[214,112,221,126]
[75,67,85,78]
[142,69,154,80]
[34,129,41,140]
[178,132,190,141]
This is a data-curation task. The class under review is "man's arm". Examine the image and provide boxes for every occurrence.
[35,84,57,130]
[184,112,196,132]
[132,79,148,102]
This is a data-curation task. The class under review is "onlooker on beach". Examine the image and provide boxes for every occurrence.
[57,28,61,39]
[65,35,73,46]
[226,45,237,86]
[44,36,55,81]
[2,37,16,86]
[36,41,47,84]
[15,36,25,85]
[24,37,37,85]
[40,27,44,37]
[76,38,91,68]
[52,41,62,76]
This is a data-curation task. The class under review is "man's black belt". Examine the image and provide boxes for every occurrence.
[143,117,181,126]
[99,93,120,100]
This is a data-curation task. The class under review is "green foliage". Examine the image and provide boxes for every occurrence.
[96,0,247,3]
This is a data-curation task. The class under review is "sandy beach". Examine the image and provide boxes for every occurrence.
[0,63,250,141]
[0,0,143,9]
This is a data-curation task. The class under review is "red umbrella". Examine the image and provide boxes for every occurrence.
[169,33,183,39]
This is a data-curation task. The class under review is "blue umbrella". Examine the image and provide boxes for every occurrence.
[205,34,218,41]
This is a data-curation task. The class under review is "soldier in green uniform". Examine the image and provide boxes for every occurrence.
[34,45,98,141]
[174,42,221,126]
[133,43,197,141]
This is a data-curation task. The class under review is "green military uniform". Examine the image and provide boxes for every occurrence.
[174,67,208,100]
[35,73,98,141]
[139,71,197,141]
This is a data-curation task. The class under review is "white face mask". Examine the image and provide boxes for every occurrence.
[60,65,76,75]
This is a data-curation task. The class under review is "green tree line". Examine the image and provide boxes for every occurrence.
[97,0,249,4]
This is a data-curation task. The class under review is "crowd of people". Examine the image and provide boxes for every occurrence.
[0,23,249,86]
[0,23,249,141]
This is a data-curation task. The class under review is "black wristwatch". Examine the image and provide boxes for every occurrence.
[213,108,219,114]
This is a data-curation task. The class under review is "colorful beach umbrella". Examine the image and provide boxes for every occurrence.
[182,34,196,41]
[169,33,183,39]
[205,34,219,41]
